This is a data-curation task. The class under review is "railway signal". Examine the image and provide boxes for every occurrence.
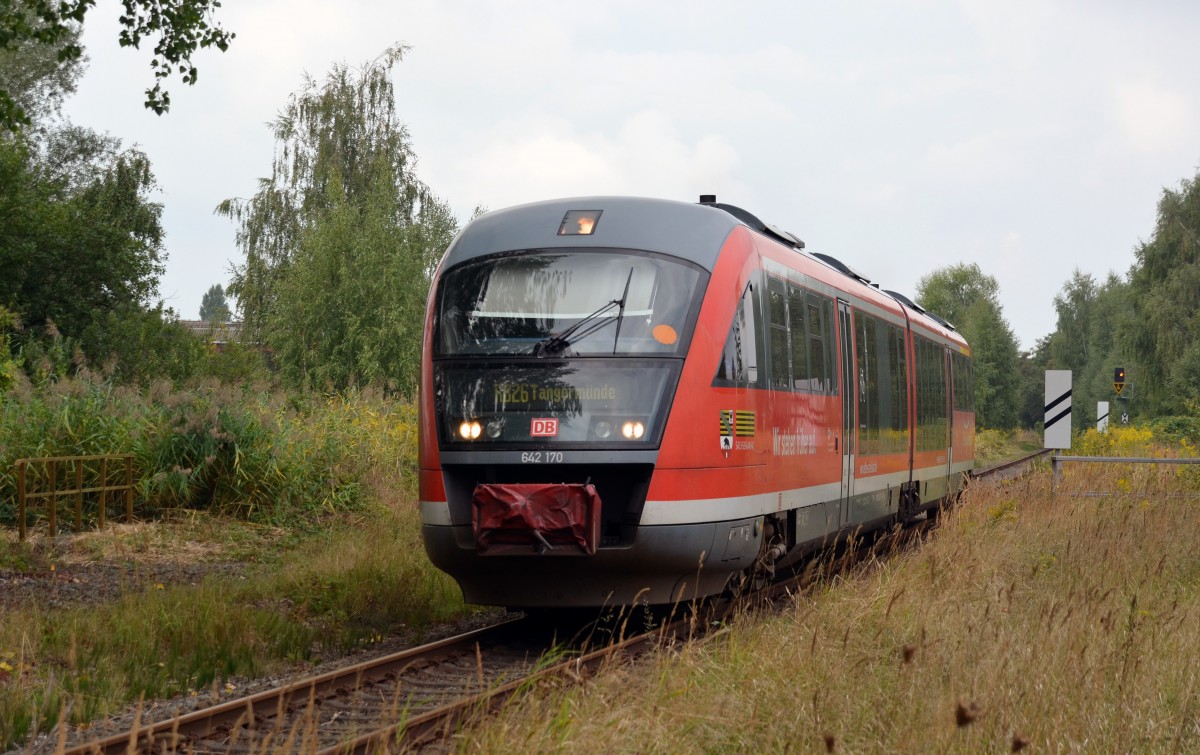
[1114,366,1126,395]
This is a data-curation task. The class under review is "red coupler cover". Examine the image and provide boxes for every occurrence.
[471,483,601,556]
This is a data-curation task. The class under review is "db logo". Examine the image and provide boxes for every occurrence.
[530,418,559,437]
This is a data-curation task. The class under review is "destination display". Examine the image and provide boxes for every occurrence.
[436,361,678,446]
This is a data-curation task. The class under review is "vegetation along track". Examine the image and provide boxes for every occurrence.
[60,450,1048,754]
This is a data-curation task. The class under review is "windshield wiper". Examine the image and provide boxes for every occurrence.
[609,267,633,354]
[532,267,634,356]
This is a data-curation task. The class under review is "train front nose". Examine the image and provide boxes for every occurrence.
[420,459,763,609]
[421,244,722,607]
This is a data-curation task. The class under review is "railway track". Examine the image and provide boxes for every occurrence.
[58,616,566,754]
[61,450,1049,755]
[969,448,1052,482]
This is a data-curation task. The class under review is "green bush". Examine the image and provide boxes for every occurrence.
[0,377,413,528]
[973,428,1011,465]
[1148,415,1200,446]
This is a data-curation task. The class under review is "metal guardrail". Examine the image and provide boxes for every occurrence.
[15,455,135,540]
[1050,455,1200,493]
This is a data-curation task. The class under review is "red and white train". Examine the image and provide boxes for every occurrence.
[418,196,974,608]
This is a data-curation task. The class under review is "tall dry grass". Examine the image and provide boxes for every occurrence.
[464,458,1200,752]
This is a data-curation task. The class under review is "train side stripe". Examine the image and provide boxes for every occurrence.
[641,482,841,525]
[422,466,973,528]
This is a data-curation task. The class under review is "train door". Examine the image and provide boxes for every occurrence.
[837,300,854,528]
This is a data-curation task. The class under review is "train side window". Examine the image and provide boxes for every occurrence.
[855,311,879,455]
[788,284,811,390]
[715,282,759,385]
[768,277,790,389]
[810,294,836,395]
[952,352,974,412]
[915,336,948,451]
[885,323,908,452]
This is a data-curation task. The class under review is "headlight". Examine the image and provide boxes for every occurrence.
[621,421,645,440]
[459,420,482,440]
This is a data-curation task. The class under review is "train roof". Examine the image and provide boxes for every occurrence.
[445,195,965,348]
[443,196,742,271]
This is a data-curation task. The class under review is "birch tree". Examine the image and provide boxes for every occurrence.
[219,46,456,394]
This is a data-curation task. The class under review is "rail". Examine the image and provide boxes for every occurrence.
[1050,454,1200,493]
[970,448,1052,480]
[15,454,135,540]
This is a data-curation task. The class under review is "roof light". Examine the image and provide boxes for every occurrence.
[558,210,602,236]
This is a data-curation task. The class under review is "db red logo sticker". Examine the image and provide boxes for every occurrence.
[531,418,559,437]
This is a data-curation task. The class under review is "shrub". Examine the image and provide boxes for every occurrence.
[973,429,1010,465]
[1148,415,1200,446]
[1074,426,1156,457]
[0,377,418,528]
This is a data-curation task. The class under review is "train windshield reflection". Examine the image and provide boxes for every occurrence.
[436,251,702,356]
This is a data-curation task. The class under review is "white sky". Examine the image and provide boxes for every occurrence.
[60,0,1200,350]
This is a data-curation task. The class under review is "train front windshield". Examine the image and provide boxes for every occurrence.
[436,251,701,357]
[433,250,705,448]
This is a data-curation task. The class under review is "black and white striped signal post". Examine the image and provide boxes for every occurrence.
[1044,370,1072,449]
[1097,401,1109,433]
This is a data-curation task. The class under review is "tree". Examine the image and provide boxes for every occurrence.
[916,263,1021,429]
[83,302,206,384]
[0,4,84,131]
[220,46,458,395]
[914,262,999,328]
[1017,336,1051,429]
[1048,270,1098,373]
[1125,169,1200,416]
[0,0,233,132]
[1044,270,1131,429]
[0,125,166,363]
[199,283,230,322]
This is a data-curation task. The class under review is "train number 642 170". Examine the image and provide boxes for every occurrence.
[520,451,564,464]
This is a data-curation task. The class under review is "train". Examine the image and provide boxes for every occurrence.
[418,195,974,609]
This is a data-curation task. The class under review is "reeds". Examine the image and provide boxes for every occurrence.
[1,376,420,529]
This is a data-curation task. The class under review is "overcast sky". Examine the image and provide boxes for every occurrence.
[60,0,1199,349]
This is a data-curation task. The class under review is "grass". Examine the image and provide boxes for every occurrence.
[461,440,1200,753]
[0,495,471,751]
[4,402,1196,750]
[0,504,471,749]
